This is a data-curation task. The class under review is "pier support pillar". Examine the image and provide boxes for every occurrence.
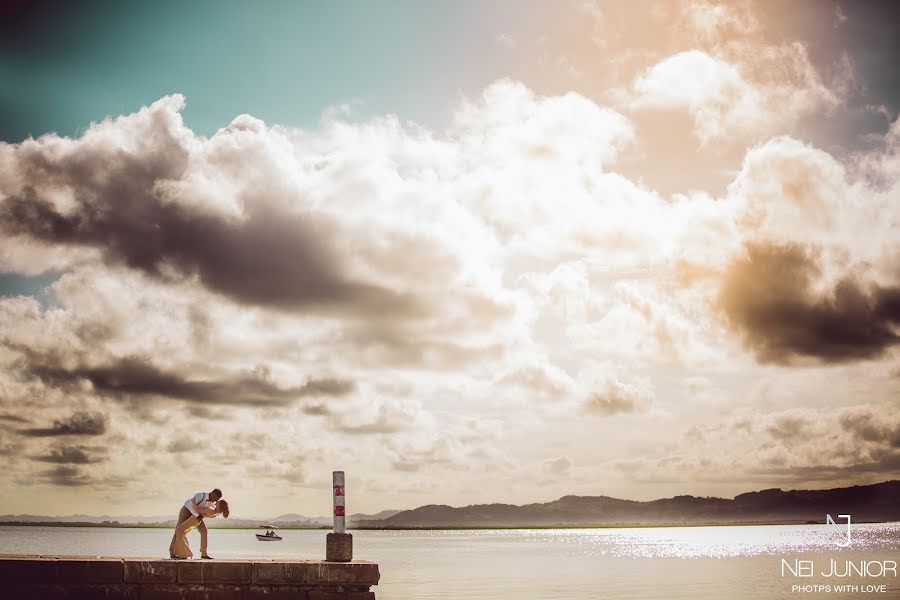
[327,532,354,562]
[327,470,353,562]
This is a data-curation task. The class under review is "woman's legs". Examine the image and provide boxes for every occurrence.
[172,515,201,559]
[169,506,193,557]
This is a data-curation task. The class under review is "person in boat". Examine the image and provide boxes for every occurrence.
[171,499,230,559]
[169,488,225,559]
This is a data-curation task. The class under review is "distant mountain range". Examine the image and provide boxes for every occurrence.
[3,482,898,528]
[356,481,900,528]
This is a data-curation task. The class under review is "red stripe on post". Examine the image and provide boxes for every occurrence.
[334,506,345,517]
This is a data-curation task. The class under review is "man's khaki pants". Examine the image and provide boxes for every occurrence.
[168,505,207,558]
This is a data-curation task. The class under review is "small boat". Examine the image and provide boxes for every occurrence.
[256,525,283,541]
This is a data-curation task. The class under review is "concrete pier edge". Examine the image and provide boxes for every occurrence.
[0,555,380,599]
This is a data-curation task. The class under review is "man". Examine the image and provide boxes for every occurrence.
[169,488,222,559]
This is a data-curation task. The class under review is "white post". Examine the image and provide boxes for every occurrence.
[333,470,345,534]
[326,470,352,561]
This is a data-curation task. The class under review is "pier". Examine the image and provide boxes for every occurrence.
[0,555,380,599]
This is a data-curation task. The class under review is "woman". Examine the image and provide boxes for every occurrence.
[171,499,230,559]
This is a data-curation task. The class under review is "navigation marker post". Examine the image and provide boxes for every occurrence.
[326,470,353,561]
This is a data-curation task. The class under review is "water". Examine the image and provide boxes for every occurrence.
[1,524,898,599]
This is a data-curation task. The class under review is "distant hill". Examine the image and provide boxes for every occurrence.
[0,509,404,528]
[356,481,900,528]
[267,510,403,528]
[0,514,173,525]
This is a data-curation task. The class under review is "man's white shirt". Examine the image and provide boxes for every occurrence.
[185,492,215,517]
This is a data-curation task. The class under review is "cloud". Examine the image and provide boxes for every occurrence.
[31,445,103,464]
[0,430,23,456]
[752,453,900,480]
[385,415,510,475]
[582,370,654,416]
[38,465,93,487]
[22,354,355,407]
[629,40,839,143]
[166,437,194,453]
[765,414,813,442]
[544,456,572,476]
[715,132,900,365]
[0,96,421,318]
[388,434,466,473]
[839,407,900,448]
[0,66,896,511]
[747,404,900,480]
[683,1,758,41]
[718,242,900,364]
[21,411,107,437]
[329,396,422,435]
[496,362,575,401]
[616,405,900,485]
[632,50,764,143]
[728,136,850,245]
[0,413,29,424]
[454,79,634,170]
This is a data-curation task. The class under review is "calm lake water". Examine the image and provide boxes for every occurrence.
[1,523,898,599]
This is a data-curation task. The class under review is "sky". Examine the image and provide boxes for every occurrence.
[1,0,899,519]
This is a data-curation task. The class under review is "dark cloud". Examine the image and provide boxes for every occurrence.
[166,437,193,454]
[73,320,119,346]
[750,450,900,481]
[0,102,422,317]
[26,464,131,489]
[765,415,812,441]
[0,414,29,424]
[24,354,354,407]
[183,405,232,420]
[718,242,900,364]
[342,324,507,370]
[38,465,93,487]
[300,402,330,417]
[840,409,900,448]
[751,407,900,481]
[21,411,107,437]
[32,445,103,464]
[335,420,408,436]
[586,392,640,416]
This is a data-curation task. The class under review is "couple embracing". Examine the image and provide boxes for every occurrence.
[169,488,231,559]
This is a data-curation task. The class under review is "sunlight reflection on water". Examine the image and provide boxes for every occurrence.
[1,523,898,599]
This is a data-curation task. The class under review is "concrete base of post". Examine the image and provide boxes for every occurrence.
[326,532,353,562]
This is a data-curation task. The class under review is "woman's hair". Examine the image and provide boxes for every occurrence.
[217,499,230,519]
